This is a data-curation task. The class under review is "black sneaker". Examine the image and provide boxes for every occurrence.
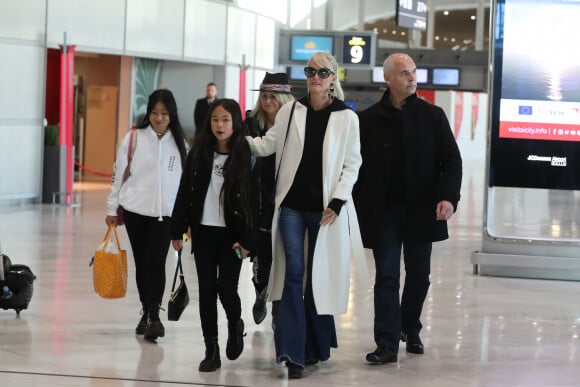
[226,319,245,360]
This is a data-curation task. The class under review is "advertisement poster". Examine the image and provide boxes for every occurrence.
[489,0,580,189]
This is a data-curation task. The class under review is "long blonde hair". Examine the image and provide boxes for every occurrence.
[309,52,344,100]
[249,92,295,129]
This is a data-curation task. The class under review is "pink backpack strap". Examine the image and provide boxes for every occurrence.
[121,128,137,183]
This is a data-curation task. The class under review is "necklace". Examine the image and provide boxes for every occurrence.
[155,130,166,139]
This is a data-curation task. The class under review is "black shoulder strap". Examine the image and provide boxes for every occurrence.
[171,249,184,292]
[274,101,297,187]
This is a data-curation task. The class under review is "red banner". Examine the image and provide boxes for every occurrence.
[454,91,464,140]
[238,64,250,120]
[59,44,76,205]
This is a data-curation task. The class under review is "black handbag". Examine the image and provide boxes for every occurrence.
[168,250,189,321]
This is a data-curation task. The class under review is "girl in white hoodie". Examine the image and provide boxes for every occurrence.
[106,89,188,342]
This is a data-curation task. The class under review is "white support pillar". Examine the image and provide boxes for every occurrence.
[358,0,366,31]
[325,0,333,30]
[475,0,485,50]
[408,29,422,48]
[427,0,435,49]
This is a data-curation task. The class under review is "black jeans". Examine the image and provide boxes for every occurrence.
[372,204,432,351]
[123,210,171,309]
[192,225,243,338]
[252,230,273,294]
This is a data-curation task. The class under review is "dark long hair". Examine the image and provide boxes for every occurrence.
[192,98,253,225]
[138,89,187,168]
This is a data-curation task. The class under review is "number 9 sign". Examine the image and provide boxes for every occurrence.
[350,45,363,64]
[342,35,371,65]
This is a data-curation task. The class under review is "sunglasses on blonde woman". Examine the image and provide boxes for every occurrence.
[304,67,334,79]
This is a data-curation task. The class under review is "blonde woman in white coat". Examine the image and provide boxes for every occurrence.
[246,52,367,379]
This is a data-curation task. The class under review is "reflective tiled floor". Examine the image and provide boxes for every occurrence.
[1,160,580,386]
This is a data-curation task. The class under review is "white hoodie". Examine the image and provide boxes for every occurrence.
[107,127,184,220]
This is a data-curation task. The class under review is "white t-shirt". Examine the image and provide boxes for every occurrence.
[201,152,228,227]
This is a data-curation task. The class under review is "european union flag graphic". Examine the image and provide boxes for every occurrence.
[518,105,533,115]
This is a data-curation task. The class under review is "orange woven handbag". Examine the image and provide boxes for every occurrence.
[93,224,128,299]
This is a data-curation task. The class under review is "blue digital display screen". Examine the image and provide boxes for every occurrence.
[290,35,334,61]
[432,68,460,86]
[289,66,307,81]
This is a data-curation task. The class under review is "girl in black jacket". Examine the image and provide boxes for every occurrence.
[171,99,257,372]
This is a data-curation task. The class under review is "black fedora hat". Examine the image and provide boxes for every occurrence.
[252,72,292,94]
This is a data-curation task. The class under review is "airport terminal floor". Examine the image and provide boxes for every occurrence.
[1,160,580,387]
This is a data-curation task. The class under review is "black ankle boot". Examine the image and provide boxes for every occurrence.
[226,319,245,360]
[199,336,221,372]
[135,308,148,335]
[144,304,165,341]
[252,287,268,324]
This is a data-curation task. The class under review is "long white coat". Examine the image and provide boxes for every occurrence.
[246,100,369,315]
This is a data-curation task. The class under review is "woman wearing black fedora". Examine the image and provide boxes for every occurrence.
[245,73,294,328]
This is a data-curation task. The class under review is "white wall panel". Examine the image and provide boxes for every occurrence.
[0,125,42,199]
[47,0,126,51]
[184,0,226,63]
[247,69,265,109]
[226,8,256,65]
[224,65,240,100]
[126,0,184,58]
[0,44,44,120]
[0,0,46,41]
[254,16,276,69]
[243,70,256,113]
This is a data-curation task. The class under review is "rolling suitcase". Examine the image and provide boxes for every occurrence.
[1,248,37,315]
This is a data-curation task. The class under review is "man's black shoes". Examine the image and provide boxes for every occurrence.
[365,346,398,364]
[401,333,424,354]
[366,334,423,364]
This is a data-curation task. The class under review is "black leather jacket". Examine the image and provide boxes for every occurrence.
[170,147,258,252]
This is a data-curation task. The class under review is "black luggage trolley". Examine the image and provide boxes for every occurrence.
[1,252,36,316]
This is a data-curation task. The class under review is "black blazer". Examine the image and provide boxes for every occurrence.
[354,90,463,247]
[194,98,217,131]
[244,115,276,231]
[170,147,258,252]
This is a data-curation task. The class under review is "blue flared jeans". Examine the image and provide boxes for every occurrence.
[274,207,337,368]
